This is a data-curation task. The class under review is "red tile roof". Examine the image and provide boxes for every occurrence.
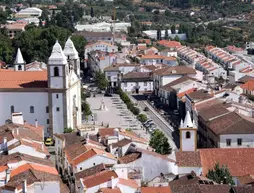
[141,186,171,193]
[176,151,201,167]
[241,80,254,91]
[177,88,196,98]
[82,170,118,188]
[118,178,139,189]
[157,40,181,48]
[100,188,122,193]
[99,128,115,137]
[0,71,48,88]
[10,163,58,177]
[199,148,254,177]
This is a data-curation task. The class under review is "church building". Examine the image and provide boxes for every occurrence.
[0,38,82,137]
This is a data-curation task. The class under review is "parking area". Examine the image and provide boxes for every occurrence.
[85,94,150,141]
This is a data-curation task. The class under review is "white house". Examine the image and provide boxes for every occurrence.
[0,38,82,137]
[121,72,153,93]
[118,148,178,181]
[15,7,42,18]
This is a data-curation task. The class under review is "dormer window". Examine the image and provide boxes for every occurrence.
[18,65,22,70]
[54,67,59,77]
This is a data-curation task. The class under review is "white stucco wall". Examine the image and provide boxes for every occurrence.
[75,155,117,172]
[8,145,47,159]
[51,93,64,134]
[119,66,137,75]
[126,153,177,181]
[34,181,60,193]
[181,130,196,152]
[0,92,48,135]
[219,134,254,148]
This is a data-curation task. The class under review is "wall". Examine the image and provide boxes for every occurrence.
[34,181,60,193]
[181,130,196,151]
[8,145,47,159]
[219,134,254,148]
[75,155,117,172]
[121,81,153,93]
[119,66,137,75]
[118,184,136,193]
[0,92,49,135]
[126,153,177,181]
[161,75,182,87]
[51,92,64,134]
[161,51,177,58]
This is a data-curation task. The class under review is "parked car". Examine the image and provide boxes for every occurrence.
[144,107,149,111]
[45,138,54,146]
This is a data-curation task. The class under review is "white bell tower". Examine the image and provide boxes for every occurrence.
[48,41,68,135]
[179,111,197,151]
[14,48,25,71]
[63,37,80,78]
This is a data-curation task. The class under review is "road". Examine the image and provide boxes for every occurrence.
[130,94,179,150]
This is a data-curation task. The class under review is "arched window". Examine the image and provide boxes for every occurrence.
[186,131,191,139]
[10,106,14,114]
[30,106,34,113]
[18,65,22,70]
[54,67,59,77]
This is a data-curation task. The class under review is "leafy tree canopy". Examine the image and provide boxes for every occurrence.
[149,130,172,155]
[207,163,235,185]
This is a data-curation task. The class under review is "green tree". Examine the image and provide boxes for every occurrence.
[82,101,92,116]
[171,24,176,34]
[207,163,235,185]
[71,35,87,59]
[0,29,14,63]
[157,29,161,40]
[165,29,169,40]
[64,127,73,133]
[95,71,108,90]
[132,107,140,115]
[90,7,94,17]
[149,130,172,155]
[137,114,147,122]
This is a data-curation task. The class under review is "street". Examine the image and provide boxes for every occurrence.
[130,94,180,150]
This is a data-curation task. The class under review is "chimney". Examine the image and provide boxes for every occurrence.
[16,128,19,135]
[5,169,10,184]
[24,120,26,124]
[3,137,7,151]
[22,180,27,193]
[35,119,38,128]
[41,143,44,151]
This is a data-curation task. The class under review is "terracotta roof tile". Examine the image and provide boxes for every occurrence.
[100,188,122,193]
[64,143,88,163]
[141,186,171,193]
[241,80,254,91]
[112,138,132,149]
[118,178,139,189]
[118,152,141,164]
[154,66,196,76]
[176,151,201,167]
[177,88,196,98]
[200,148,254,177]
[157,40,181,48]
[198,103,229,122]
[119,131,148,144]
[54,132,85,147]
[161,76,197,91]
[0,71,47,88]
[238,174,254,185]
[186,89,213,102]
[207,112,254,135]
[10,163,58,177]
[82,170,118,188]
[75,164,106,180]
[122,72,152,81]
[99,128,115,137]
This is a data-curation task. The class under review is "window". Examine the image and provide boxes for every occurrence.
[10,106,14,114]
[144,82,147,86]
[226,139,231,146]
[237,138,242,146]
[107,76,111,81]
[56,107,60,112]
[18,65,22,70]
[54,67,59,77]
[47,119,49,124]
[56,94,59,99]
[80,167,82,171]
[46,106,49,113]
[124,83,127,87]
[93,163,95,166]
[30,106,34,113]
[186,131,191,139]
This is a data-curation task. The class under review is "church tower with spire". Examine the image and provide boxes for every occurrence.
[179,111,197,151]
[14,48,25,71]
